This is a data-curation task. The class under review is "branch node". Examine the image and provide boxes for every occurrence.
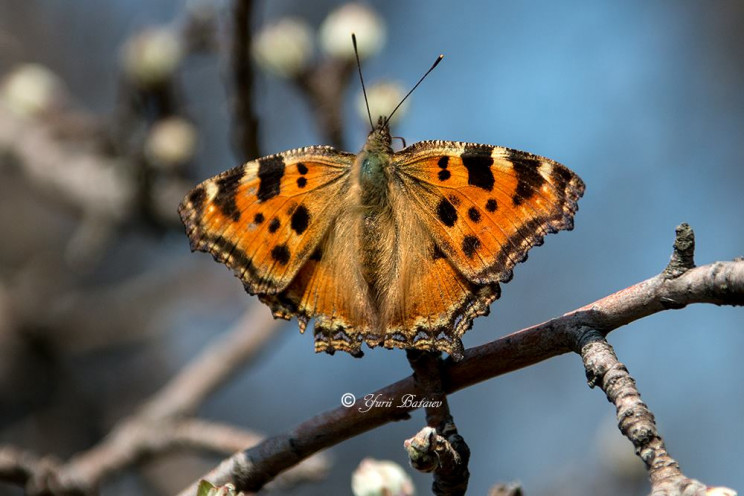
[664,223,696,278]
[404,425,470,495]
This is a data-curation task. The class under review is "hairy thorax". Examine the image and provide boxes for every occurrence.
[353,143,398,311]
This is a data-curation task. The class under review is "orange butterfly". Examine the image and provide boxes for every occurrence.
[179,55,584,361]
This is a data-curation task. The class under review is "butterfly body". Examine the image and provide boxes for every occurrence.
[179,117,584,360]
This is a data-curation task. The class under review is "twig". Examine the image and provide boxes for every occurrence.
[295,59,355,149]
[405,350,470,495]
[231,0,260,161]
[0,303,326,495]
[0,104,135,223]
[488,482,523,496]
[580,332,706,495]
[140,304,278,419]
[404,426,470,496]
[59,304,280,490]
[663,222,695,278]
[179,234,744,492]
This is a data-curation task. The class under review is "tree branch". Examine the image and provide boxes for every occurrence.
[580,332,707,495]
[181,252,744,495]
[0,304,332,494]
[231,0,260,161]
[179,250,744,492]
[405,350,470,495]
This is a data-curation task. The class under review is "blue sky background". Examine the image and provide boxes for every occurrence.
[1,1,742,495]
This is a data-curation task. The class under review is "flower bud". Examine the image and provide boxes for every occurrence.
[0,64,63,117]
[196,481,246,496]
[319,3,385,60]
[145,117,198,170]
[252,18,313,78]
[357,81,406,125]
[351,458,415,496]
[121,27,184,88]
[706,488,737,496]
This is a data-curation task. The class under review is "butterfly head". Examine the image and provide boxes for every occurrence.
[363,116,393,155]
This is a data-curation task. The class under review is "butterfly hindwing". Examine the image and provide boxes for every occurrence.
[373,199,501,359]
[178,146,353,295]
[393,141,585,285]
[260,209,379,357]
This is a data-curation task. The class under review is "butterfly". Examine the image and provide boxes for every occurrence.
[179,42,584,361]
[178,110,584,361]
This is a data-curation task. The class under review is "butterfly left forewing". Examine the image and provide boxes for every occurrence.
[179,147,353,295]
[393,140,585,285]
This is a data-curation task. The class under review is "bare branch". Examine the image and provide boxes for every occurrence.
[580,332,708,495]
[141,304,278,419]
[0,104,135,222]
[231,0,260,161]
[664,222,696,278]
[405,350,470,495]
[0,304,297,494]
[404,426,469,496]
[180,256,744,493]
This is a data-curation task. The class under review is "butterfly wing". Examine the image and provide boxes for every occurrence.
[393,140,585,284]
[178,146,354,295]
[382,141,583,357]
[259,209,378,357]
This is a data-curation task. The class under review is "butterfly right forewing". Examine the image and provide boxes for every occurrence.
[393,140,585,285]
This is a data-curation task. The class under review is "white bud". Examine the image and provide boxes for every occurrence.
[706,488,737,496]
[319,3,385,60]
[121,27,184,87]
[196,481,247,496]
[357,81,407,125]
[252,18,313,78]
[145,117,198,169]
[0,64,63,117]
[351,458,415,496]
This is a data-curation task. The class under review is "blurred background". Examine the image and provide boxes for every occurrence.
[0,1,742,495]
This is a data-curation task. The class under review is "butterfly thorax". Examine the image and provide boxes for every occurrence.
[354,118,397,303]
[357,118,394,209]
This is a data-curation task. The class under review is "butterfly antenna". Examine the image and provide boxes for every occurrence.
[352,33,375,131]
[385,54,444,126]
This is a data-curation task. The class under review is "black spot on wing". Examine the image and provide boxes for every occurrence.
[461,145,495,191]
[485,198,498,212]
[310,247,323,261]
[297,162,308,175]
[436,198,458,227]
[438,169,451,181]
[296,177,307,188]
[431,244,446,260]
[268,218,280,233]
[253,212,264,224]
[290,205,310,234]
[438,156,449,168]
[270,244,290,265]
[509,151,545,206]
[551,164,572,192]
[467,207,481,223]
[187,187,206,214]
[462,235,481,258]
[214,167,245,221]
[257,156,285,202]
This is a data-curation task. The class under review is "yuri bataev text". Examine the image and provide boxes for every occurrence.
[341,393,443,412]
